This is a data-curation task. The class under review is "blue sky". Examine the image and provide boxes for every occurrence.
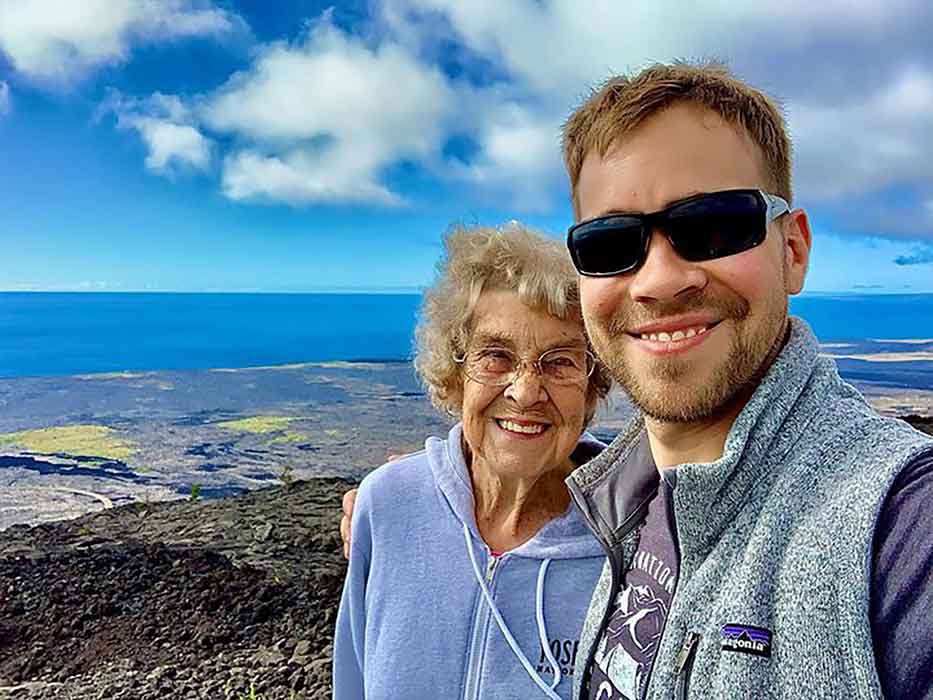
[1,0,932,293]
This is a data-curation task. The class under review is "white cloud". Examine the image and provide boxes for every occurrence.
[383,0,919,103]
[222,149,402,206]
[0,0,243,83]
[133,118,211,173]
[789,65,933,201]
[380,0,933,216]
[105,91,211,175]
[0,80,10,115]
[200,18,453,205]
[446,102,565,211]
[85,0,933,223]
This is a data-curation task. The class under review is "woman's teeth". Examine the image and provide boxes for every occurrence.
[497,419,546,435]
[640,325,709,342]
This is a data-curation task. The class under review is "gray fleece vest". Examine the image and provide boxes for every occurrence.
[567,317,933,700]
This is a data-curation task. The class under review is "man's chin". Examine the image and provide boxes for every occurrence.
[622,373,746,424]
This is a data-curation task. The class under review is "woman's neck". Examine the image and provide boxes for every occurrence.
[468,452,573,553]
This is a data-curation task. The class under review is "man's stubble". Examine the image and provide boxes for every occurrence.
[586,282,790,424]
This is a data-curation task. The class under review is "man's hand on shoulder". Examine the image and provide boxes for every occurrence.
[340,451,416,559]
[341,488,358,559]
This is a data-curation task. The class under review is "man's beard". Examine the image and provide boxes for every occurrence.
[588,288,788,423]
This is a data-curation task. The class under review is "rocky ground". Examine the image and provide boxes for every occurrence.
[0,416,930,700]
[0,477,351,699]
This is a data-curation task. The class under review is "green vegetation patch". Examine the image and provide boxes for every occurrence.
[268,431,309,445]
[0,425,134,461]
[215,416,299,434]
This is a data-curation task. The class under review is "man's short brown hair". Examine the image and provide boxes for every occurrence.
[562,61,792,218]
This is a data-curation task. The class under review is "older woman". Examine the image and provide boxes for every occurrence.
[333,223,612,700]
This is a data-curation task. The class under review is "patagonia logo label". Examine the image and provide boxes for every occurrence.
[720,624,772,658]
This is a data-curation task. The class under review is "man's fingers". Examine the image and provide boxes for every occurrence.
[340,514,350,559]
[340,488,358,559]
[343,488,357,516]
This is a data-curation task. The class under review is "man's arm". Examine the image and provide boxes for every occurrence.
[871,447,933,699]
[341,453,414,558]
[333,484,373,699]
[341,488,357,559]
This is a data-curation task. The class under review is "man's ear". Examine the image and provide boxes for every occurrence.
[782,209,812,295]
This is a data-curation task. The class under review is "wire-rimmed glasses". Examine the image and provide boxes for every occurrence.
[454,346,595,387]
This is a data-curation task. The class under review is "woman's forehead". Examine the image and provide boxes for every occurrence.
[469,292,586,349]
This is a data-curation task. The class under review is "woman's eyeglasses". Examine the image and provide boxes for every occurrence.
[454,346,595,387]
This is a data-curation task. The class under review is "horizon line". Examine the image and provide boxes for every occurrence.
[2,288,932,296]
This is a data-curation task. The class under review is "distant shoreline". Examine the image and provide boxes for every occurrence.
[0,358,414,382]
[2,293,931,379]
[0,289,425,296]
[3,290,933,296]
[1,346,931,380]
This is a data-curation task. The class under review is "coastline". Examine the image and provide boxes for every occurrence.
[1,358,932,531]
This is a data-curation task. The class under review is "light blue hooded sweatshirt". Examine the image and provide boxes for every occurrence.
[333,423,607,700]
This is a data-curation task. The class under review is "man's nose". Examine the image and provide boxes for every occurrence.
[503,363,548,407]
[626,229,708,302]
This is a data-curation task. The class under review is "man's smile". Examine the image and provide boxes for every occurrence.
[625,314,723,356]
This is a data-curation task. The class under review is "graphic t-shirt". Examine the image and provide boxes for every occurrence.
[586,474,678,700]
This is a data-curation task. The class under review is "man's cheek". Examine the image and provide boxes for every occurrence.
[582,280,627,325]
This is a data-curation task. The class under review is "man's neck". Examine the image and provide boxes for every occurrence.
[645,402,743,469]
[644,319,792,469]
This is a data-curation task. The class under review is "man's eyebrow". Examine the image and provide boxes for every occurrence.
[592,190,706,218]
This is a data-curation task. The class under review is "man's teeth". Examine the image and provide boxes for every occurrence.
[640,326,710,342]
[497,419,546,435]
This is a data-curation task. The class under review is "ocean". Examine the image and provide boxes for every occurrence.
[1,292,932,382]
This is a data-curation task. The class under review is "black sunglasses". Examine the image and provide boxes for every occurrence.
[566,189,790,277]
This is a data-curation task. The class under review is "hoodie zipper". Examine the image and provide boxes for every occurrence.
[674,631,700,700]
[486,555,499,583]
[462,553,501,700]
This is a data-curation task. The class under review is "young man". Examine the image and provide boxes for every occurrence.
[561,63,933,700]
[341,63,933,699]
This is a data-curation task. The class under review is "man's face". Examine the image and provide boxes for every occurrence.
[575,103,809,423]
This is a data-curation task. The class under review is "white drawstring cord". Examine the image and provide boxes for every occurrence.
[536,559,561,690]
[463,523,562,700]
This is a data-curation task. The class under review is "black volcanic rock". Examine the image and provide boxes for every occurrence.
[902,414,933,436]
[0,478,353,699]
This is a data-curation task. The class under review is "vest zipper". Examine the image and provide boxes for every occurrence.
[570,493,653,699]
[674,631,700,700]
[642,480,681,696]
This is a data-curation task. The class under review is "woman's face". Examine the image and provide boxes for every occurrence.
[459,289,592,481]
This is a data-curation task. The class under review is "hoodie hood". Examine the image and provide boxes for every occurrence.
[426,423,605,560]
